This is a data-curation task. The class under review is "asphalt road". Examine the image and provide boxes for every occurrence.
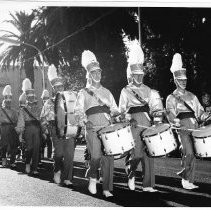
[0,145,211,207]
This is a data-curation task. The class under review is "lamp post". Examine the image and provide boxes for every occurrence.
[0,37,45,90]
[138,7,142,45]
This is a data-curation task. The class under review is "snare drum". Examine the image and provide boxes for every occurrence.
[98,123,135,158]
[55,91,80,138]
[142,123,177,157]
[192,124,211,157]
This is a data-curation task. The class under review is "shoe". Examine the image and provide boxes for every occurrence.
[53,170,61,184]
[181,179,195,190]
[63,180,72,186]
[103,190,113,198]
[142,187,158,192]
[32,170,39,175]
[128,177,135,191]
[189,182,199,189]
[98,177,103,183]
[2,158,7,167]
[10,163,16,168]
[88,178,97,194]
[25,164,31,174]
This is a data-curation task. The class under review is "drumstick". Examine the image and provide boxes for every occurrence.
[137,124,157,131]
[171,126,200,132]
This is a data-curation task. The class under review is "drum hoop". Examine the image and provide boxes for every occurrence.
[55,92,67,138]
[100,124,129,135]
[143,127,170,138]
[193,135,211,139]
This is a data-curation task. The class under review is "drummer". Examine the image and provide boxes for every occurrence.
[166,53,210,190]
[40,65,76,186]
[15,78,41,175]
[74,50,119,198]
[119,40,163,192]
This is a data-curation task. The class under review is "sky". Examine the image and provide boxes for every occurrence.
[0,2,36,53]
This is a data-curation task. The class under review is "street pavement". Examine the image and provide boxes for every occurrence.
[0,145,211,207]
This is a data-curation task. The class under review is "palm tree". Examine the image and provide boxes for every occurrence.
[0,10,46,86]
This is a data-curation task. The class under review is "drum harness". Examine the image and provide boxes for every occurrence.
[171,93,199,123]
[84,88,113,124]
[169,94,202,133]
[1,107,16,127]
[125,86,152,124]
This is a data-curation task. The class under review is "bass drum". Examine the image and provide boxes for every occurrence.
[55,91,81,139]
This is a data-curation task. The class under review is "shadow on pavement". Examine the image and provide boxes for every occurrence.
[3,160,211,207]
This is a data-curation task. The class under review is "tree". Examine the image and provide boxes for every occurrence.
[35,7,138,101]
[0,10,46,86]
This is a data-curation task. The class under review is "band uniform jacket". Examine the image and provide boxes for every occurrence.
[119,84,163,121]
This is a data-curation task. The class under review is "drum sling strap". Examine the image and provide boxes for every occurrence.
[84,88,111,116]
[171,93,199,124]
[1,107,15,126]
[1,107,19,137]
[23,107,41,127]
[126,87,151,121]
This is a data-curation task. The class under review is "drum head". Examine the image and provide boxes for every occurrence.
[99,122,129,134]
[192,124,211,138]
[142,123,170,137]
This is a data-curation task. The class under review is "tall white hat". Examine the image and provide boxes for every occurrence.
[47,64,63,87]
[81,50,101,73]
[127,40,144,75]
[41,89,50,99]
[19,92,26,105]
[2,85,12,96]
[22,78,35,97]
[170,53,187,79]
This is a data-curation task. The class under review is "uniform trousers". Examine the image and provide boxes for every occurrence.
[85,113,114,191]
[50,125,76,182]
[0,124,19,164]
[128,112,155,188]
[24,123,41,171]
[177,118,197,182]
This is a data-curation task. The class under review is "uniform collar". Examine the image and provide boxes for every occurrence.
[174,88,186,96]
[89,84,103,90]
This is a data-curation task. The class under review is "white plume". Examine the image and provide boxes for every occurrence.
[41,89,50,99]
[19,92,26,102]
[2,85,12,96]
[128,40,144,65]
[170,53,184,73]
[47,64,58,82]
[81,50,98,70]
[22,78,32,92]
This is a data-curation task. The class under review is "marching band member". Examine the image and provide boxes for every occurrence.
[74,50,119,198]
[15,78,41,175]
[0,85,19,168]
[166,53,210,190]
[119,40,163,192]
[40,65,76,186]
[40,89,52,160]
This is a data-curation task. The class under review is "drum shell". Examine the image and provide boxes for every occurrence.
[99,123,135,157]
[192,125,211,157]
[142,124,177,157]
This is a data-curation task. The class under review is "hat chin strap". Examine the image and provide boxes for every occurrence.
[133,77,143,85]
[90,74,101,83]
[175,78,186,90]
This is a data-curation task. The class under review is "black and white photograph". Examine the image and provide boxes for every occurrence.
[0,0,211,207]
